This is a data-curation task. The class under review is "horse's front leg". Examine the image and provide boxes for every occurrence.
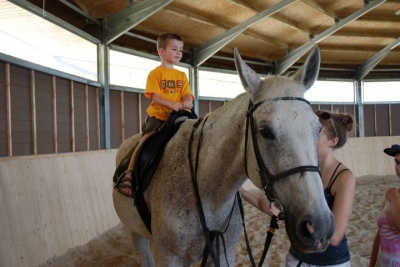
[131,231,155,267]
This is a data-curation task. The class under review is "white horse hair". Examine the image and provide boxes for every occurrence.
[113,46,334,266]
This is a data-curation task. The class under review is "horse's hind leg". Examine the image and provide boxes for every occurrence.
[131,231,154,267]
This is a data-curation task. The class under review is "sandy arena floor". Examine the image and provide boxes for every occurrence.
[39,175,398,267]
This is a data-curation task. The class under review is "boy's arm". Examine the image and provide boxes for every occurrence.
[182,94,193,110]
[152,93,183,111]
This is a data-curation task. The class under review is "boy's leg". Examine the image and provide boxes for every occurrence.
[118,131,156,197]
[115,116,164,197]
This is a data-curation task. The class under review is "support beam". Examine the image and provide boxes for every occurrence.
[355,80,364,137]
[105,0,172,44]
[189,66,200,116]
[276,0,386,75]
[356,37,400,80]
[8,0,101,44]
[58,0,100,25]
[193,0,297,66]
[98,25,111,149]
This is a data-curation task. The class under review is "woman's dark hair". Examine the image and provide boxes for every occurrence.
[315,110,354,149]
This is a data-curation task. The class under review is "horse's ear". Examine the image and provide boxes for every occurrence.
[292,45,320,90]
[234,48,263,96]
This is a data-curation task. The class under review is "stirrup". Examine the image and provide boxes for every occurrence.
[114,169,134,198]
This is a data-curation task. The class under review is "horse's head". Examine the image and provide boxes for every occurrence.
[234,46,335,253]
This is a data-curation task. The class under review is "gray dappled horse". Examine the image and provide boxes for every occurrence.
[113,46,335,266]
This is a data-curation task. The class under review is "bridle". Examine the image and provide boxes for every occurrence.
[243,96,321,267]
[244,96,321,209]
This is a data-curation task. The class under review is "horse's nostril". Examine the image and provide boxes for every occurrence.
[306,221,314,235]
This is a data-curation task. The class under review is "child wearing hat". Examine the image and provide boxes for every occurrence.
[369,144,400,267]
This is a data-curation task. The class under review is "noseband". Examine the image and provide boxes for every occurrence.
[244,97,321,208]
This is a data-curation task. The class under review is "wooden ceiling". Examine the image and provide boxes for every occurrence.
[9,0,400,80]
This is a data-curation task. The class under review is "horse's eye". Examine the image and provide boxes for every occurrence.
[260,128,274,140]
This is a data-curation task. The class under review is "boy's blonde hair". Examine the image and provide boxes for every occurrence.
[157,33,183,49]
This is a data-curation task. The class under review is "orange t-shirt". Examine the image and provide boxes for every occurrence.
[145,66,194,121]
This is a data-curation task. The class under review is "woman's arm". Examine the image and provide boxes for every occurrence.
[239,188,279,216]
[330,170,356,246]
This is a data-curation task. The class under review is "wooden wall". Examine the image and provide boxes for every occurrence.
[334,136,400,177]
[0,150,119,267]
[0,62,101,157]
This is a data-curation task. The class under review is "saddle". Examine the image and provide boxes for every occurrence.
[113,109,198,233]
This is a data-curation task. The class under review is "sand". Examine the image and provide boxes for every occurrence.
[39,175,399,267]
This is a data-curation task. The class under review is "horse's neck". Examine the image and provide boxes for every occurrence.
[196,94,249,201]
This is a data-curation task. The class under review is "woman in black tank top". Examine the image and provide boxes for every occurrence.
[287,110,356,266]
[240,110,356,266]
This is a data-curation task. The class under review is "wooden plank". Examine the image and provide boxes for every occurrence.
[85,85,89,151]
[364,137,376,177]
[29,157,74,258]
[52,76,58,153]
[70,81,75,152]
[0,162,17,267]
[5,63,12,156]
[1,159,47,266]
[84,154,107,234]
[89,151,120,229]
[72,155,101,240]
[30,70,37,155]
[56,156,87,246]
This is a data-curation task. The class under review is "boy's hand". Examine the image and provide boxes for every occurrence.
[169,101,183,111]
[182,100,193,110]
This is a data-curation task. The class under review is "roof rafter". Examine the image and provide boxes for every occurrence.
[356,36,400,79]
[193,0,297,66]
[105,0,172,44]
[163,6,287,49]
[276,0,387,75]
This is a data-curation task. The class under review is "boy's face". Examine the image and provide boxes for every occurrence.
[158,39,184,65]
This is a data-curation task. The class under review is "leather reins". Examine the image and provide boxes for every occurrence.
[188,116,237,267]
